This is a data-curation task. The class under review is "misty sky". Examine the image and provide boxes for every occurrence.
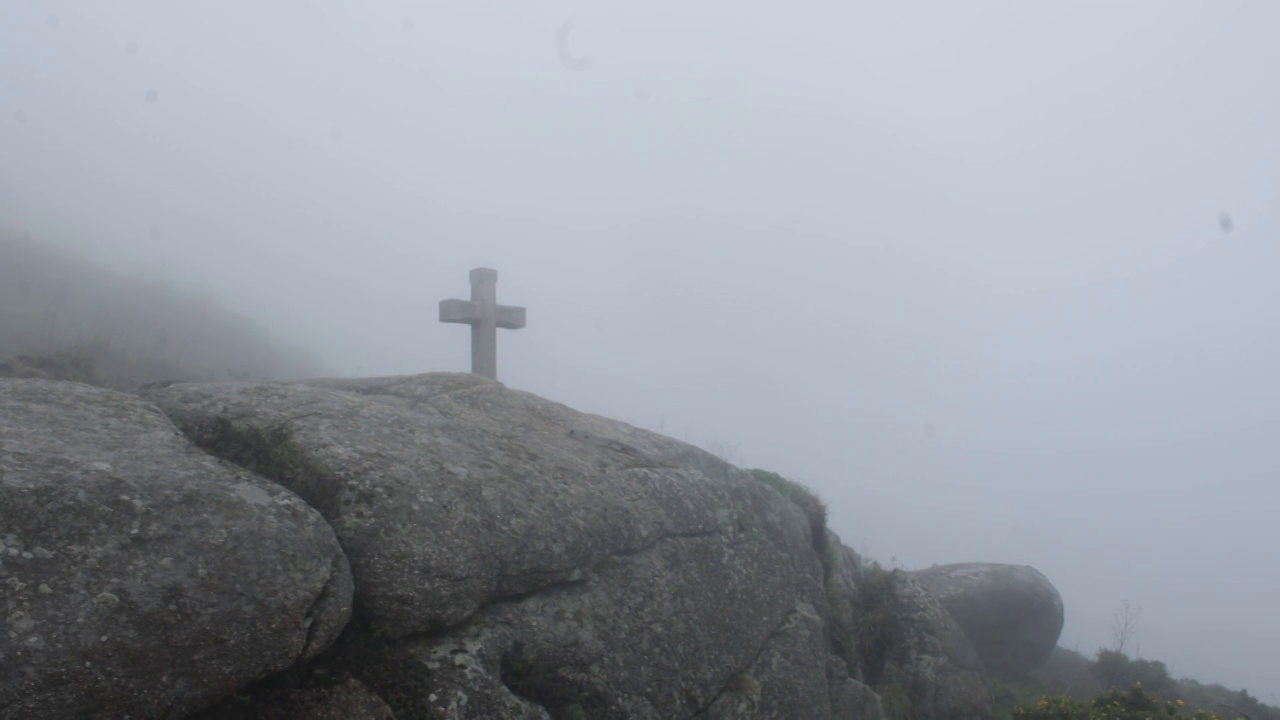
[3,0,1278,699]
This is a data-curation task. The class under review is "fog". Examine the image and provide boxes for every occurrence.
[3,0,1278,700]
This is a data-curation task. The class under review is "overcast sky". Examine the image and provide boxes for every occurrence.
[3,0,1278,700]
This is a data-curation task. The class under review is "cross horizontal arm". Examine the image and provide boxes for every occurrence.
[496,305,526,330]
[439,299,480,324]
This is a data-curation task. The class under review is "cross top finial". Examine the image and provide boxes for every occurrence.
[470,267,497,284]
[439,268,526,379]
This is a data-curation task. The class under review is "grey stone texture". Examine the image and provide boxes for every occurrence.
[439,267,526,379]
[0,380,352,719]
[910,562,1065,676]
[1,371,1068,718]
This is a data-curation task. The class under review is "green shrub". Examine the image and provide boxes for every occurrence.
[1013,647,1277,720]
[991,678,1055,720]
[1091,650,1174,695]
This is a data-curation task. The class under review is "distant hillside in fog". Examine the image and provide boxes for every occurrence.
[0,228,322,389]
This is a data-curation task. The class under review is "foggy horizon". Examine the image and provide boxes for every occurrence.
[3,0,1278,701]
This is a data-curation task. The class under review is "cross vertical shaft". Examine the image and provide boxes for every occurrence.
[469,268,498,379]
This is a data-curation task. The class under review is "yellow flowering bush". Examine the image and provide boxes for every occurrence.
[1013,683,1226,720]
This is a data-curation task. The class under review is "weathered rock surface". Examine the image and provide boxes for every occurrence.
[142,375,815,636]
[825,658,887,720]
[910,562,1065,676]
[874,572,992,719]
[143,374,851,718]
[821,536,989,720]
[346,533,826,719]
[190,671,394,720]
[698,604,870,719]
[4,371,1067,718]
[0,380,353,719]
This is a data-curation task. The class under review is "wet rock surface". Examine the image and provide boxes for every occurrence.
[911,562,1065,676]
[0,379,353,719]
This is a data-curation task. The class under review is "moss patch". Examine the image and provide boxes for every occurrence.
[184,416,337,520]
[748,468,827,553]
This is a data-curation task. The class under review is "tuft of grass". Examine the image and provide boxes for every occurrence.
[183,416,335,519]
[189,417,306,479]
[748,468,827,553]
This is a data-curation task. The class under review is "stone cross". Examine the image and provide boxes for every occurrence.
[439,267,526,379]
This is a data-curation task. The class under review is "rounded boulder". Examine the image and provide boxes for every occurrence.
[909,563,1063,676]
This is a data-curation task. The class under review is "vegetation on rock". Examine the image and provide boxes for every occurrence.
[1012,683,1226,720]
[851,562,903,686]
[748,468,828,552]
[183,415,341,524]
[991,646,1278,720]
[746,468,931,719]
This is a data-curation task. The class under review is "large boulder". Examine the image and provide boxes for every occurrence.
[910,563,1064,676]
[8,371,1054,718]
[142,373,851,718]
[0,379,353,719]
